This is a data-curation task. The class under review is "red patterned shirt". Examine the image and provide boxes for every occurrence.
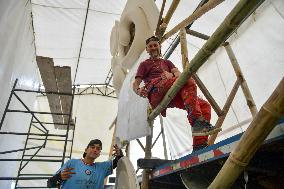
[135,58,176,83]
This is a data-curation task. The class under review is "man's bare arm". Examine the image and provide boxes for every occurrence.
[133,78,142,94]
[133,78,147,97]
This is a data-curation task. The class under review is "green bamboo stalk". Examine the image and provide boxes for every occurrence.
[141,125,153,189]
[186,28,210,40]
[208,78,284,189]
[148,0,265,121]
[157,0,181,38]
[161,0,224,43]
[180,28,222,115]
[155,0,167,37]
[179,28,188,70]
[224,43,258,117]
[208,78,241,145]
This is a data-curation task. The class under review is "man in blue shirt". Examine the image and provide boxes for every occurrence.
[47,139,123,189]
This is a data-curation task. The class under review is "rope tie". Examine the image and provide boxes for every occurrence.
[262,105,282,119]
[229,153,248,167]
[224,18,239,29]
[201,46,214,56]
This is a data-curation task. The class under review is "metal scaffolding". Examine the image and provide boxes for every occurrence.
[0,79,76,188]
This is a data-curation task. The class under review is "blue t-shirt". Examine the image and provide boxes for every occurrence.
[56,159,113,189]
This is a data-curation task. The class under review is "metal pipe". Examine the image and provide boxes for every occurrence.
[7,109,70,116]
[27,137,72,142]
[14,117,34,187]
[0,146,42,155]
[69,117,76,159]
[0,79,18,130]
[73,0,91,84]
[13,92,48,132]
[0,159,62,162]
[0,132,66,137]
[14,89,72,96]
[0,177,51,180]
[61,87,76,166]
[20,146,43,171]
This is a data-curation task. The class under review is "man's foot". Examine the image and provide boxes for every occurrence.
[192,142,208,152]
[192,119,221,136]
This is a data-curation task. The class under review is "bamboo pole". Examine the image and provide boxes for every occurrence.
[192,74,223,116]
[180,28,223,116]
[141,125,153,189]
[179,28,188,69]
[149,0,264,121]
[161,0,225,43]
[155,0,167,37]
[208,78,241,145]
[125,143,130,157]
[108,119,117,158]
[224,42,258,117]
[157,0,181,38]
[159,115,168,160]
[208,78,284,189]
[136,139,145,152]
[186,28,210,40]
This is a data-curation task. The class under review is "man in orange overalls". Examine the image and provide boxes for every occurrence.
[133,36,215,151]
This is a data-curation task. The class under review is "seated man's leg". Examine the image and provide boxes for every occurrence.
[193,98,211,151]
[179,78,202,124]
[148,78,176,115]
[180,78,215,135]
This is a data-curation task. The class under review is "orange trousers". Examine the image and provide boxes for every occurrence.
[146,77,211,146]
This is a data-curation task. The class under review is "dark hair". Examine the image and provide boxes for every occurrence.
[83,139,102,158]
[146,36,160,45]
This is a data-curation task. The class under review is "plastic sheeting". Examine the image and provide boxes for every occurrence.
[0,0,40,188]
[31,0,126,85]
[116,51,150,142]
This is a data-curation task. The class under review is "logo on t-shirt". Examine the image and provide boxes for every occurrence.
[85,169,91,175]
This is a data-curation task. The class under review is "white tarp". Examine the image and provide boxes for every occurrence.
[32,0,126,85]
[116,51,150,142]
[0,1,40,188]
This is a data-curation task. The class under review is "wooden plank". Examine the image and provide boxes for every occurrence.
[54,66,74,130]
[36,56,63,128]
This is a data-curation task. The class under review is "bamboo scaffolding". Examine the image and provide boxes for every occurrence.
[179,28,188,69]
[180,28,223,116]
[155,0,167,37]
[192,74,223,116]
[141,125,153,189]
[161,0,224,43]
[224,42,258,117]
[157,0,181,38]
[208,78,284,189]
[159,115,168,159]
[186,28,210,40]
[208,78,241,145]
[136,139,145,152]
[148,0,265,122]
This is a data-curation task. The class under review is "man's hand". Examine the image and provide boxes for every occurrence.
[161,71,174,80]
[137,87,148,98]
[113,144,123,157]
[60,168,75,180]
